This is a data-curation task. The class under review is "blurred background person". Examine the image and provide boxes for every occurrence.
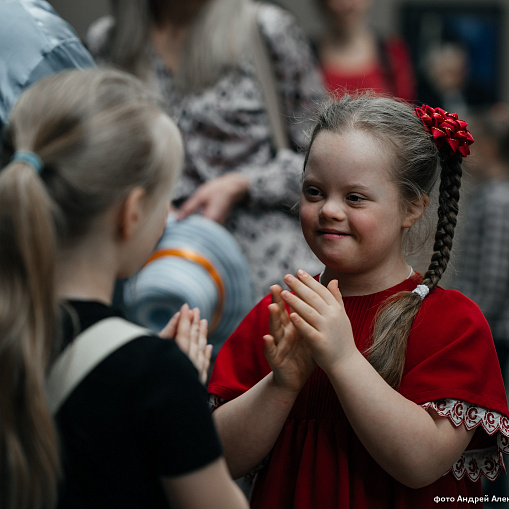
[449,103,509,509]
[86,0,325,300]
[313,0,416,101]
[0,0,95,139]
[452,105,509,382]
[417,42,487,119]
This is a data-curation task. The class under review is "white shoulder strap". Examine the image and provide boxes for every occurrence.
[47,317,152,415]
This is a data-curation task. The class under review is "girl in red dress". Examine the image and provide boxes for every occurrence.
[208,95,509,508]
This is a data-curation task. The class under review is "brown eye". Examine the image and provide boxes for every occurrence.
[303,186,323,200]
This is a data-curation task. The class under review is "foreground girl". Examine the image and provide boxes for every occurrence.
[0,68,247,509]
[209,95,509,508]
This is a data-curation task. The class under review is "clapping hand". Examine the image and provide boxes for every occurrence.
[279,270,356,375]
[159,304,212,385]
[263,284,316,394]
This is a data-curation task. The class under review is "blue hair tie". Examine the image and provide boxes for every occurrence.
[11,151,44,174]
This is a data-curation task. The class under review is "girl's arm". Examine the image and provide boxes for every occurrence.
[161,457,248,509]
[282,270,475,489]
[213,285,315,478]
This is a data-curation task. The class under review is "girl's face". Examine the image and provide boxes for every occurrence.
[120,114,181,278]
[300,130,416,281]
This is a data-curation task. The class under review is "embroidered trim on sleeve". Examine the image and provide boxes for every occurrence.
[422,399,509,481]
[209,394,227,412]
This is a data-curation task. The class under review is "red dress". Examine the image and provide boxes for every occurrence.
[321,36,416,102]
[209,276,509,508]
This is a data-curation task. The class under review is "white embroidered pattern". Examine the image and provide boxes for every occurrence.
[422,399,509,481]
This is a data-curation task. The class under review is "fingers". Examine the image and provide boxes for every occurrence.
[271,284,291,323]
[197,320,211,385]
[287,310,318,339]
[159,310,181,339]
[284,270,341,308]
[262,334,277,362]
[201,344,213,385]
[279,271,345,334]
[176,193,204,220]
[174,304,194,353]
[187,307,202,360]
[160,304,212,384]
[326,278,343,304]
[183,308,212,385]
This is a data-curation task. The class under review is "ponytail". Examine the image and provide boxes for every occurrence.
[0,67,183,507]
[0,161,60,509]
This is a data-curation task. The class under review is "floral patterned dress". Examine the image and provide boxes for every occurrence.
[86,3,326,299]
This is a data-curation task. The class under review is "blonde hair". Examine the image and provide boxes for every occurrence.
[0,68,183,509]
[304,94,464,388]
[106,0,251,93]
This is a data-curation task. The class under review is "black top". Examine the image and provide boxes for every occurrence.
[55,300,222,509]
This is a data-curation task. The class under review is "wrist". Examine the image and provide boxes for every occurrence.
[324,348,364,382]
[268,371,303,401]
[227,172,250,201]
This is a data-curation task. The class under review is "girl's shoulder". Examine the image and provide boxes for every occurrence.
[416,285,490,336]
[402,286,507,415]
[426,286,486,316]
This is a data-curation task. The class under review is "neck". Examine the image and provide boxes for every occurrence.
[321,259,412,297]
[56,245,118,306]
[328,20,369,46]
[150,21,191,72]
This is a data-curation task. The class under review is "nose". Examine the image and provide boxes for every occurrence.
[319,198,346,222]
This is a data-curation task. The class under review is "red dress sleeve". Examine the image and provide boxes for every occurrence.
[208,294,272,399]
[400,286,508,417]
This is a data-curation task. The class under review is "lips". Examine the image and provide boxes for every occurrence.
[318,228,350,236]
[318,228,351,239]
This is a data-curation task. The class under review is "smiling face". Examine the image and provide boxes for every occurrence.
[300,129,418,285]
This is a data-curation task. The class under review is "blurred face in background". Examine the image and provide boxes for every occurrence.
[320,0,372,32]
[427,45,468,95]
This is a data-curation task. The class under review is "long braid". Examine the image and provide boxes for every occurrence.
[421,150,463,291]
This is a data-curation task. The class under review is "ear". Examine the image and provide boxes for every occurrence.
[117,186,147,241]
[402,194,429,229]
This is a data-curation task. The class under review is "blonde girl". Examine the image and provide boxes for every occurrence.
[0,68,247,509]
[208,95,509,508]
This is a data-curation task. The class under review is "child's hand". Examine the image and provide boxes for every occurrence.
[159,304,213,385]
[280,270,356,374]
[263,285,316,393]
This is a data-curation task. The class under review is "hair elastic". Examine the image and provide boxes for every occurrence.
[11,150,44,174]
[412,284,429,300]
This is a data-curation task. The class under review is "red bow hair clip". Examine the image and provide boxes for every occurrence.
[415,105,474,157]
